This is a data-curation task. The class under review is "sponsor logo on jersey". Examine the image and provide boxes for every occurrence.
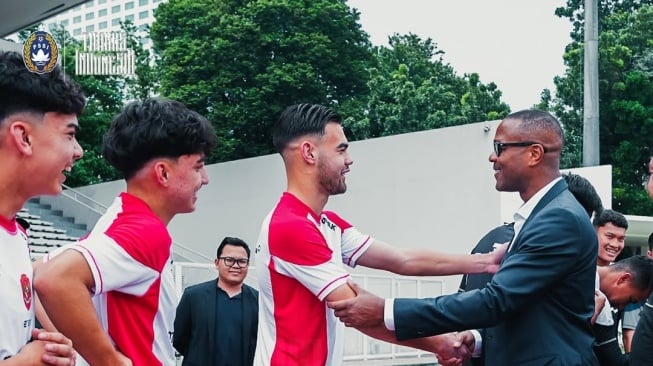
[321,217,336,231]
[23,31,58,74]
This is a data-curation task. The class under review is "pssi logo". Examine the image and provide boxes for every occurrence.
[23,31,58,74]
[20,274,32,310]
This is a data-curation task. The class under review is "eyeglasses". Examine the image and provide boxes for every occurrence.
[493,141,549,157]
[218,256,249,268]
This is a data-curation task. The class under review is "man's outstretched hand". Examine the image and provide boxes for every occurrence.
[486,242,508,274]
[327,280,385,329]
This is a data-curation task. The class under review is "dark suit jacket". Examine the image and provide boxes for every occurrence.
[630,292,653,365]
[457,223,514,366]
[173,279,258,366]
[394,180,599,365]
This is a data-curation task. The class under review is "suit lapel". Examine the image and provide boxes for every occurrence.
[241,285,253,363]
[527,179,567,221]
[207,279,217,361]
[507,179,568,255]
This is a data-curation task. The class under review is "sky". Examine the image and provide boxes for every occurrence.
[347,0,573,111]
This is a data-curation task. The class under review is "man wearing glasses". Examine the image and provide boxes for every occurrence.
[174,236,258,366]
[330,109,599,365]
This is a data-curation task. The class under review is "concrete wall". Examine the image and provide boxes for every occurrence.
[53,120,614,294]
[0,39,22,53]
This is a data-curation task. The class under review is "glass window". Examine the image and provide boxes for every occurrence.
[125,2,134,10]
[111,18,120,26]
[85,25,95,32]
[85,12,94,21]
[86,1,94,7]
[73,28,82,36]
[98,0,106,3]
[125,14,134,21]
[61,19,69,27]
[112,5,120,13]
[139,0,148,5]
[99,9,107,17]
[73,16,81,24]
[99,21,108,30]
[139,10,148,19]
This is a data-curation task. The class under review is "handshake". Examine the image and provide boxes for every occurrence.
[328,280,476,366]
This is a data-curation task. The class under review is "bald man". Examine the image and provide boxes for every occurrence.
[330,110,598,365]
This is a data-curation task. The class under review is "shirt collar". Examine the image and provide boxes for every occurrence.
[514,177,562,222]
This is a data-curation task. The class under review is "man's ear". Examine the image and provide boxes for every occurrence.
[8,121,33,155]
[526,144,546,166]
[154,161,171,186]
[301,141,316,164]
[618,272,633,285]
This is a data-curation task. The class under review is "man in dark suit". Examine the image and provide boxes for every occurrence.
[174,237,258,366]
[630,157,653,366]
[458,172,604,366]
[329,110,599,365]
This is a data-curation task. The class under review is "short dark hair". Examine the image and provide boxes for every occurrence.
[0,50,85,122]
[593,209,628,230]
[272,103,342,153]
[217,236,250,259]
[102,98,216,179]
[648,232,653,251]
[611,255,653,293]
[505,109,564,142]
[564,173,603,218]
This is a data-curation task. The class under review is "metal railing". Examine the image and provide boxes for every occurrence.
[173,262,443,364]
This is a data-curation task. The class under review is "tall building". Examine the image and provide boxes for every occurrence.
[46,0,164,45]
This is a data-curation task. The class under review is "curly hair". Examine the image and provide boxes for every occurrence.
[102,98,217,179]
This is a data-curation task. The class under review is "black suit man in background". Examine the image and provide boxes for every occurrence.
[174,237,258,366]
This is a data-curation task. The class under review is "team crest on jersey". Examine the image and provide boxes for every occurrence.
[20,274,32,310]
[23,31,58,74]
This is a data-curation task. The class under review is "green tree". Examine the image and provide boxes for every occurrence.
[551,2,653,214]
[347,34,509,140]
[15,24,157,186]
[48,25,124,187]
[120,20,159,100]
[151,0,374,162]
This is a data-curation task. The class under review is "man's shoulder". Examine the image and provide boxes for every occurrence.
[471,223,514,255]
[184,279,216,294]
[243,283,259,298]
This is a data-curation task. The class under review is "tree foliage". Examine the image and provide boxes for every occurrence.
[346,34,509,140]
[151,0,373,162]
[551,2,653,214]
[16,23,155,187]
[120,20,159,100]
[152,0,510,162]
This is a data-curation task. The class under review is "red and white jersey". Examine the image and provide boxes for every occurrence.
[46,192,176,366]
[0,216,34,359]
[254,192,373,366]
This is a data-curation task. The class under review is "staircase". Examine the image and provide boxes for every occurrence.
[18,197,88,259]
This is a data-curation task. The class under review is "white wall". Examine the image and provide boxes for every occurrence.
[60,120,614,294]
[0,39,23,52]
